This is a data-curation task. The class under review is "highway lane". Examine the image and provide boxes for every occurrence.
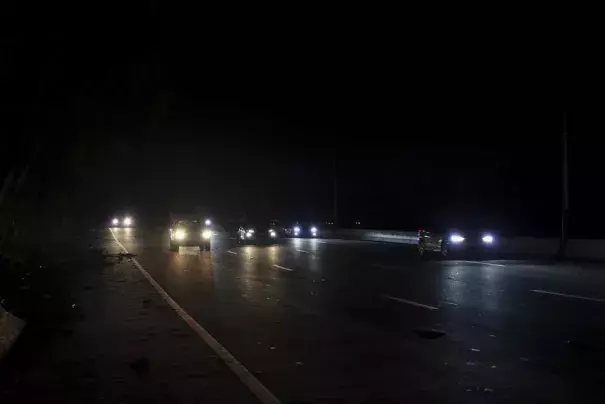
[108,227,605,403]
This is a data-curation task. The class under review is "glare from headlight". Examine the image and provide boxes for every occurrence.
[482,234,494,244]
[202,229,212,239]
[123,217,132,226]
[205,219,212,226]
[246,232,253,238]
[450,234,465,243]
[112,218,119,226]
[175,229,187,240]
[310,227,317,233]
[269,230,276,238]
[293,226,300,233]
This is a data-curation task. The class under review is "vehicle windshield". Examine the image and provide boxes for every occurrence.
[174,220,202,229]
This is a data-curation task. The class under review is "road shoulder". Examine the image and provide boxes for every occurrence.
[0,239,257,403]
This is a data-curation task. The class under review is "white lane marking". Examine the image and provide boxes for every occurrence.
[530,289,605,303]
[384,295,439,310]
[109,228,280,404]
[296,249,309,253]
[461,260,505,267]
[440,300,458,307]
[226,250,238,255]
[272,264,294,272]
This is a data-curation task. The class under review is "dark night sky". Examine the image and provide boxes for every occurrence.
[3,6,593,237]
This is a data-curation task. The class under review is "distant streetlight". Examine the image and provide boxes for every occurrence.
[558,112,569,259]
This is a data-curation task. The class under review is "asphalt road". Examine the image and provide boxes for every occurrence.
[108,227,605,404]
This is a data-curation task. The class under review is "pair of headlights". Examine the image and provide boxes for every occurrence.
[112,217,132,226]
[449,234,494,244]
[174,229,212,240]
[293,226,318,235]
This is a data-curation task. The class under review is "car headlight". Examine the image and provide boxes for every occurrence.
[293,226,300,233]
[246,232,253,238]
[247,229,255,233]
[269,230,276,238]
[123,217,132,226]
[111,218,119,226]
[205,219,212,226]
[450,234,465,243]
[482,234,494,244]
[310,227,317,233]
[175,229,187,240]
[202,229,212,239]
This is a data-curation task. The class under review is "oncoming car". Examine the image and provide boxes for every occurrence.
[417,228,498,258]
[287,223,319,238]
[169,220,212,251]
[110,215,134,228]
[237,222,278,244]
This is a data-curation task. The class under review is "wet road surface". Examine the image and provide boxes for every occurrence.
[108,227,605,403]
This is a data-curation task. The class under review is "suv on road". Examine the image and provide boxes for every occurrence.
[169,220,212,251]
[418,228,498,258]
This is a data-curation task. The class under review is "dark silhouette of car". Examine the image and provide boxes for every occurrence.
[169,220,212,251]
[418,228,498,258]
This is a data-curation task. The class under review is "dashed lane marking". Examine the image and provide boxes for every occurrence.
[226,250,238,255]
[296,249,309,253]
[272,264,294,272]
[460,260,505,267]
[109,228,281,404]
[530,289,605,303]
[384,295,439,310]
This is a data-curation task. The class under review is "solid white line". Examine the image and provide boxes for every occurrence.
[296,249,309,253]
[530,289,605,303]
[226,250,238,255]
[109,228,280,404]
[461,260,505,267]
[384,295,439,310]
[272,264,294,272]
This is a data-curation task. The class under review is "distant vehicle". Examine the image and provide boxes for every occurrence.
[417,228,498,257]
[236,222,278,244]
[110,215,134,228]
[169,219,212,251]
[286,222,319,238]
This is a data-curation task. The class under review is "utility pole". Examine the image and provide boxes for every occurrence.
[332,156,338,227]
[558,111,569,259]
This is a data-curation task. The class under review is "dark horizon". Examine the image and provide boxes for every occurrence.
[2,13,588,237]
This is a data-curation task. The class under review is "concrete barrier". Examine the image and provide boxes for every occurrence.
[0,304,24,362]
[499,237,559,256]
[322,229,605,261]
[321,229,418,244]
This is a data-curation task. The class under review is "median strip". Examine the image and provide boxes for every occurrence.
[384,295,439,310]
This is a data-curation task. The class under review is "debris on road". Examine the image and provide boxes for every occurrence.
[413,328,446,339]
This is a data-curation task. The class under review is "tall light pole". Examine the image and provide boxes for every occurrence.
[332,156,338,227]
[558,111,569,258]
